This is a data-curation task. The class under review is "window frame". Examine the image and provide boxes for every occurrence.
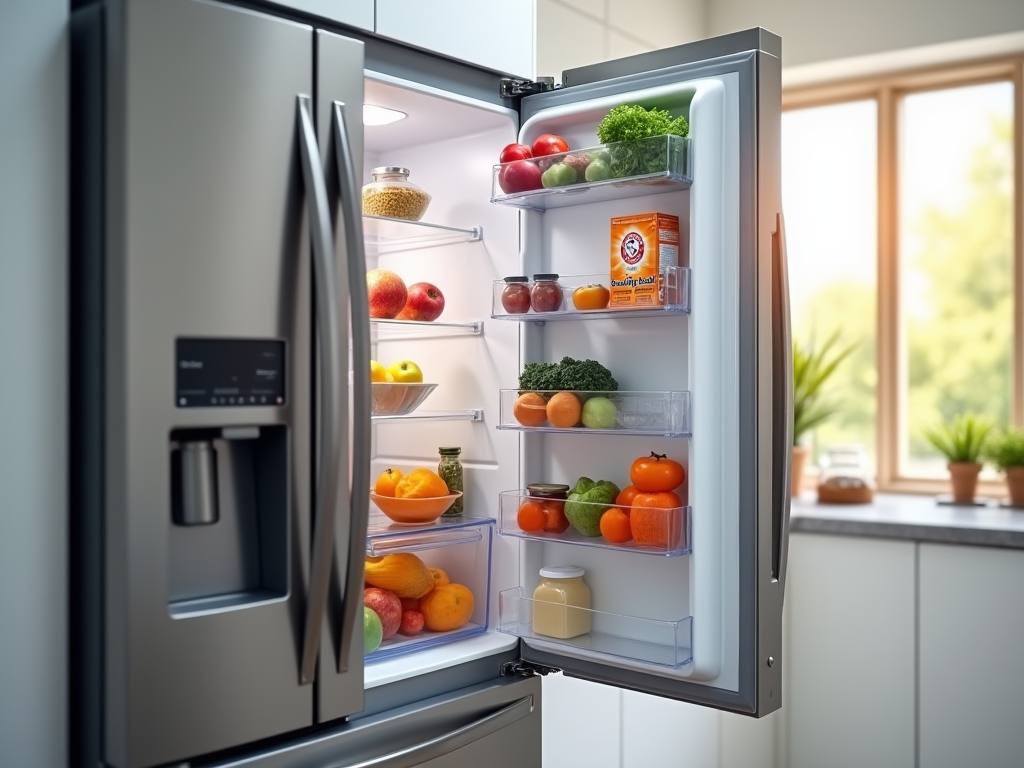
[783,54,1024,494]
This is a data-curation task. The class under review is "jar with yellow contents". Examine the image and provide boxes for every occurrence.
[532,565,591,639]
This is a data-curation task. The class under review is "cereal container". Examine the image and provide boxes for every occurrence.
[362,167,432,221]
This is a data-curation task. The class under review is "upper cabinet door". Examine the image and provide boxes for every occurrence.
[375,0,534,76]
[267,0,374,31]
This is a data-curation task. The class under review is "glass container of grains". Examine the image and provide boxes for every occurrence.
[437,446,464,516]
[362,167,431,221]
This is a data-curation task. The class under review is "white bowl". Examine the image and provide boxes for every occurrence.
[371,382,438,416]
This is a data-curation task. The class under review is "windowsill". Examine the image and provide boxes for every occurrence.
[791,493,1024,549]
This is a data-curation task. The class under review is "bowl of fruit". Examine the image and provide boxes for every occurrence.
[370,359,437,416]
[371,467,461,524]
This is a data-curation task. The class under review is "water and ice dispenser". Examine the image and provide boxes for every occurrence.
[169,339,290,615]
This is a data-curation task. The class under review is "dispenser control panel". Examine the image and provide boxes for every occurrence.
[176,338,286,407]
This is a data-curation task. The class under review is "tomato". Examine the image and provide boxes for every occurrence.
[541,500,571,533]
[499,143,532,163]
[572,284,610,311]
[631,491,683,548]
[630,452,686,493]
[531,134,570,157]
[599,507,632,544]
[517,500,546,532]
[498,160,543,194]
[615,485,640,513]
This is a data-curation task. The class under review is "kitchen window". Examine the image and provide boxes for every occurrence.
[782,56,1023,493]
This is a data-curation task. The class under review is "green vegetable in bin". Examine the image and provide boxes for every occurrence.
[564,476,621,537]
[596,104,689,179]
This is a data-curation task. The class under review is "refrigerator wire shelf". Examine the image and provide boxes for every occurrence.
[362,215,482,256]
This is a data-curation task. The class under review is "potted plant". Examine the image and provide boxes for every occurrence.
[983,428,1024,507]
[922,414,993,504]
[792,332,858,497]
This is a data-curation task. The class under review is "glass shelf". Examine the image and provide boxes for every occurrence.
[498,588,693,669]
[371,318,483,339]
[496,390,690,437]
[497,490,690,556]
[491,268,689,322]
[372,409,483,424]
[365,517,493,663]
[490,135,691,213]
[363,215,482,257]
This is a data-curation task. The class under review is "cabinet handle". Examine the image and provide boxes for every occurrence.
[297,94,343,685]
[771,212,793,596]
[332,100,371,674]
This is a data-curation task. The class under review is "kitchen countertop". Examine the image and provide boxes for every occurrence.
[791,493,1024,549]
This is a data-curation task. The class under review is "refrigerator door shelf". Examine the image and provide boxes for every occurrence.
[362,214,482,257]
[497,389,691,437]
[372,409,484,424]
[498,587,693,669]
[490,135,691,212]
[491,267,690,321]
[497,491,691,557]
[371,318,484,340]
[364,518,494,663]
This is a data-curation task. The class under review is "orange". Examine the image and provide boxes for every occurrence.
[600,507,632,543]
[374,468,404,497]
[420,583,475,632]
[429,567,450,587]
[615,485,640,513]
[631,491,683,548]
[395,468,449,499]
[546,391,582,428]
[516,500,546,532]
[513,392,549,426]
[572,284,610,311]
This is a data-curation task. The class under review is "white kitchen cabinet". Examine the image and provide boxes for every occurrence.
[542,673,621,768]
[268,0,374,31]
[375,0,534,77]
[622,690,719,768]
[784,533,916,768]
[918,544,1024,768]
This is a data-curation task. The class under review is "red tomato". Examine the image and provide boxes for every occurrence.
[531,134,569,157]
[498,160,543,194]
[499,143,532,163]
[630,452,686,493]
[517,500,546,532]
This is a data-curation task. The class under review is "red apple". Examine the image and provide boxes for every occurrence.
[498,160,543,194]
[367,269,408,319]
[399,609,425,636]
[397,282,445,321]
[364,587,402,640]
[399,597,420,612]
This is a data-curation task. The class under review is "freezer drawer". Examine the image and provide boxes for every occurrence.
[200,676,541,768]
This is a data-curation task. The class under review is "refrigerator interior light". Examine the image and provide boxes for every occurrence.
[363,104,407,126]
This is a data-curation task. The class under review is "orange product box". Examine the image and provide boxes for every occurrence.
[609,213,680,307]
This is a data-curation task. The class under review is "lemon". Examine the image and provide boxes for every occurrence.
[370,360,388,383]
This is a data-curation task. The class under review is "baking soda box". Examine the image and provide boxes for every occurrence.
[610,213,679,307]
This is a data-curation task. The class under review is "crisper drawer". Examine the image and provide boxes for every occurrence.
[364,514,494,662]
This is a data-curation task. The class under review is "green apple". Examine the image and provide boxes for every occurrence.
[581,396,618,429]
[386,360,423,383]
[364,607,383,654]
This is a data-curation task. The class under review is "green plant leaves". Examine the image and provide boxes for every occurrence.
[921,414,993,463]
[793,331,859,446]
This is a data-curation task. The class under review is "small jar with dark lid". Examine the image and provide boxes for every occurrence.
[530,273,563,313]
[501,276,532,315]
[526,483,570,501]
[437,446,464,516]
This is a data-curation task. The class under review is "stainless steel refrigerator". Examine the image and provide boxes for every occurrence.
[70,1,790,766]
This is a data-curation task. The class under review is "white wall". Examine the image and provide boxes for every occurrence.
[0,1,67,766]
[536,0,707,83]
[707,0,1024,68]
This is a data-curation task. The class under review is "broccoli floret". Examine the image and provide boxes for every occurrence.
[518,357,618,393]
[556,357,618,392]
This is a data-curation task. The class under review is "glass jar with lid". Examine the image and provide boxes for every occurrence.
[362,167,432,221]
[532,565,591,639]
[437,446,464,516]
[530,273,563,313]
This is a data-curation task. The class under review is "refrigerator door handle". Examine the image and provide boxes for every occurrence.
[331,100,371,674]
[345,695,535,768]
[297,94,343,685]
[771,211,793,597]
